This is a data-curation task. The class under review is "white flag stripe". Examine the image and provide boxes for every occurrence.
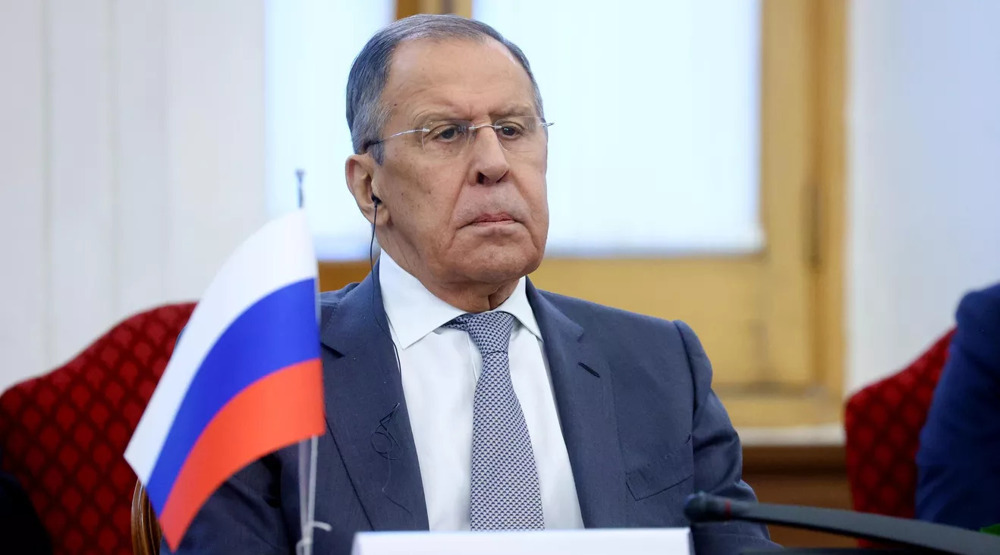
[125,211,317,481]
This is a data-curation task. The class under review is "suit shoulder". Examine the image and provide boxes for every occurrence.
[537,289,684,336]
[955,282,1000,343]
[958,282,1000,322]
[953,282,1000,374]
[318,283,361,311]
[535,290,709,376]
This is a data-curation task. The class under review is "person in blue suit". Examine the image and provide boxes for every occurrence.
[169,14,776,554]
[0,460,51,555]
[917,282,1000,530]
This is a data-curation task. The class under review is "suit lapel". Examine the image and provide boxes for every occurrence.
[527,281,629,528]
[319,267,429,531]
[318,273,627,530]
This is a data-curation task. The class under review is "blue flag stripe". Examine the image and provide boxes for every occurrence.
[145,278,319,511]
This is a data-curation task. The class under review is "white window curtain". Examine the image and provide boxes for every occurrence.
[265,0,395,259]
[266,0,761,259]
[474,0,762,256]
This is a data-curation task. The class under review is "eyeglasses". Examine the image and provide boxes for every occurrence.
[366,115,553,158]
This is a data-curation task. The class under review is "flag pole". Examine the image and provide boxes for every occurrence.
[295,169,329,555]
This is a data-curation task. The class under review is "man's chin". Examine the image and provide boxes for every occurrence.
[460,249,543,285]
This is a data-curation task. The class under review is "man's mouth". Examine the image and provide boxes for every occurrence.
[471,212,516,224]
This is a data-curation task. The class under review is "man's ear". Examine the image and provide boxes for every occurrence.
[345,153,383,225]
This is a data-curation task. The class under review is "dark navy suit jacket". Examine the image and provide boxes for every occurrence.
[917,282,1000,530]
[169,271,777,554]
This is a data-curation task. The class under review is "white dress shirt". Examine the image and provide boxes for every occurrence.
[378,252,585,531]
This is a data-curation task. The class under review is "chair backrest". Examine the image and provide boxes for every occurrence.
[0,303,195,555]
[844,329,955,519]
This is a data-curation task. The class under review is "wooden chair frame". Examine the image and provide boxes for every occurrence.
[131,480,161,555]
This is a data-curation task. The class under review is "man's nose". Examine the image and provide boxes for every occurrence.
[470,127,510,185]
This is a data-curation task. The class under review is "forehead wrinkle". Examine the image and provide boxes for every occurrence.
[402,89,536,122]
[408,101,474,127]
[382,38,536,129]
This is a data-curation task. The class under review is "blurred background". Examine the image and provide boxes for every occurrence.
[1,0,998,547]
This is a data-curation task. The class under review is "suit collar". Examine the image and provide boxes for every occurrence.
[319,264,429,532]
[378,252,542,349]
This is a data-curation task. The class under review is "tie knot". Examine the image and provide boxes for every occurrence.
[447,311,516,355]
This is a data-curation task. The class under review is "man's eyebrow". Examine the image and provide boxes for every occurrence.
[492,105,536,118]
[407,106,466,127]
[411,112,461,126]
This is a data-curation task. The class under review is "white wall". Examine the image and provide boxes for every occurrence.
[0,0,267,392]
[848,0,1000,392]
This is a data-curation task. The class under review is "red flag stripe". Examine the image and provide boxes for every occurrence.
[158,359,325,549]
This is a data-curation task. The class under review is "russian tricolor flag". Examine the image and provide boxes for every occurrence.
[125,210,326,550]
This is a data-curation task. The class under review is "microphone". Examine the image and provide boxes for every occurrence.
[370,402,400,458]
[685,492,1000,554]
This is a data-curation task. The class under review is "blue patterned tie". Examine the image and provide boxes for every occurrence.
[447,311,545,530]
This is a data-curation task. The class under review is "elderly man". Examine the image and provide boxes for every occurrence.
[172,14,776,554]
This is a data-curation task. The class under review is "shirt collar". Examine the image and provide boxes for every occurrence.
[378,251,543,349]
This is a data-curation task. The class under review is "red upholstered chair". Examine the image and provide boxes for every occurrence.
[844,329,956,520]
[0,303,195,555]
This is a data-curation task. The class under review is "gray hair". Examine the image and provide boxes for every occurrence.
[346,14,545,163]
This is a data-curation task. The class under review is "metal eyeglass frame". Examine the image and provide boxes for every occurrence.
[365,116,554,154]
